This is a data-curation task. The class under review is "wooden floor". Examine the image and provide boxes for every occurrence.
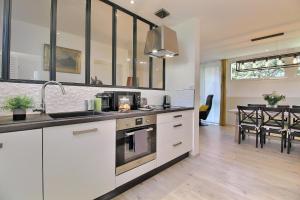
[113,125,300,200]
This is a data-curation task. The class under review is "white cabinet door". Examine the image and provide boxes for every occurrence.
[0,129,43,200]
[43,120,116,200]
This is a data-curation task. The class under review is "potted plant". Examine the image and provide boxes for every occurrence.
[263,92,285,107]
[1,96,34,120]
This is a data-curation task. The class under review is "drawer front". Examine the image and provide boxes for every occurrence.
[157,118,193,166]
[157,110,193,124]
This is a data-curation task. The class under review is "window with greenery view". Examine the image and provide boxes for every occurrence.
[231,59,285,80]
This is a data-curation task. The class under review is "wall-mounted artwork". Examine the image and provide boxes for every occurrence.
[44,44,81,74]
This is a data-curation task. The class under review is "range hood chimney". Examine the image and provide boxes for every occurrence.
[144,9,179,58]
[144,25,179,58]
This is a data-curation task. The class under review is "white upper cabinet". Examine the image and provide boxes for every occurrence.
[0,129,43,200]
[43,120,116,200]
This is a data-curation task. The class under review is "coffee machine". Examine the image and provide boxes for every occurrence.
[163,95,171,109]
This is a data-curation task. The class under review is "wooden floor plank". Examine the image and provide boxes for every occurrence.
[114,125,300,200]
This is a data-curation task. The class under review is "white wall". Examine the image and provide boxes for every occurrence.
[0,82,166,116]
[167,18,201,156]
[226,48,300,125]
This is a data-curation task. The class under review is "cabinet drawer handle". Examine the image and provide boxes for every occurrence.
[173,142,182,147]
[0,143,3,149]
[173,124,182,128]
[174,115,183,118]
[73,128,98,135]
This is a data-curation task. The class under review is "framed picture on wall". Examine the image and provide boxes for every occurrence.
[43,44,81,74]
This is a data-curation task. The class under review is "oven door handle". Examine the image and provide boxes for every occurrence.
[125,127,154,137]
[125,132,135,137]
[146,128,154,132]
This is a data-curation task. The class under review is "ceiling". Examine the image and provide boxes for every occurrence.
[110,0,300,62]
[6,0,300,62]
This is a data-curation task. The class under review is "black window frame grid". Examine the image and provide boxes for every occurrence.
[0,0,165,90]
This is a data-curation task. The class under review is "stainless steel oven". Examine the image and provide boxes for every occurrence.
[116,115,156,175]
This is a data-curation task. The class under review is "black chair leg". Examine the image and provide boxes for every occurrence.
[284,133,287,148]
[281,136,284,153]
[287,135,291,154]
[256,132,258,148]
[260,132,264,148]
[238,129,241,144]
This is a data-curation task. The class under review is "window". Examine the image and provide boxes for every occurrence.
[10,0,51,81]
[136,20,150,88]
[231,59,285,80]
[56,0,86,83]
[0,0,3,79]
[298,67,300,75]
[116,10,133,87]
[152,58,164,88]
[90,0,113,86]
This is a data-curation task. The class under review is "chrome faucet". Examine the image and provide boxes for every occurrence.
[34,81,66,114]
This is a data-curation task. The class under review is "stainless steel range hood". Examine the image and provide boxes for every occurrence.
[144,25,179,58]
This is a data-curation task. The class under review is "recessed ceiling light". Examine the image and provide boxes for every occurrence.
[130,0,135,4]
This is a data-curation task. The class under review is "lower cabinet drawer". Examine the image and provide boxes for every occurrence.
[157,110,193,124]
[157,119,193,166]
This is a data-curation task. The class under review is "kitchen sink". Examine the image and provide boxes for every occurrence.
[48,111,110,119]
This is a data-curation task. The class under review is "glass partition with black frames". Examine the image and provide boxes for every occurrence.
[56,0,86,84]
[0,0,165,90]
[136,20,150,88]
[116,10,133,87]
[10,0,51,81]
[152,58,164,89]
[90,0,113,86]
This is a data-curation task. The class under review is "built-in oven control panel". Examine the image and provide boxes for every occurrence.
[116,115,156,131]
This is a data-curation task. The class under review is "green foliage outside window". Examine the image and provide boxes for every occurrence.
[231,59,285,80]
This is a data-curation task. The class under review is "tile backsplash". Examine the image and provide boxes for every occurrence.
[0,82,166,116]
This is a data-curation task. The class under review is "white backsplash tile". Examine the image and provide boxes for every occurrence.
[0,82,166,116]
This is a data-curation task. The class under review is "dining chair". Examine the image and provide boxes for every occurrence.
[287,108,300,154]
[292,105,300,109]
[277,105,290,121]
[260,107,287,152]
[247,104,265,124]
[237,106,261,148]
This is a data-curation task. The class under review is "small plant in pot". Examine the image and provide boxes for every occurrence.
[1,96,34,120]
[263,91,285,107]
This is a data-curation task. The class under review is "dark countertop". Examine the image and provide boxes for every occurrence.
[0,107,194,134]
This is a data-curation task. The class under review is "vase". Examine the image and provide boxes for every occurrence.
[268,104,276,108]
[13,109,26,121]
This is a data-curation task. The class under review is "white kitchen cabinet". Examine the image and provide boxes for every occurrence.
[157,110,193,166]
[0,129,43,200]
[43,120,116,200]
